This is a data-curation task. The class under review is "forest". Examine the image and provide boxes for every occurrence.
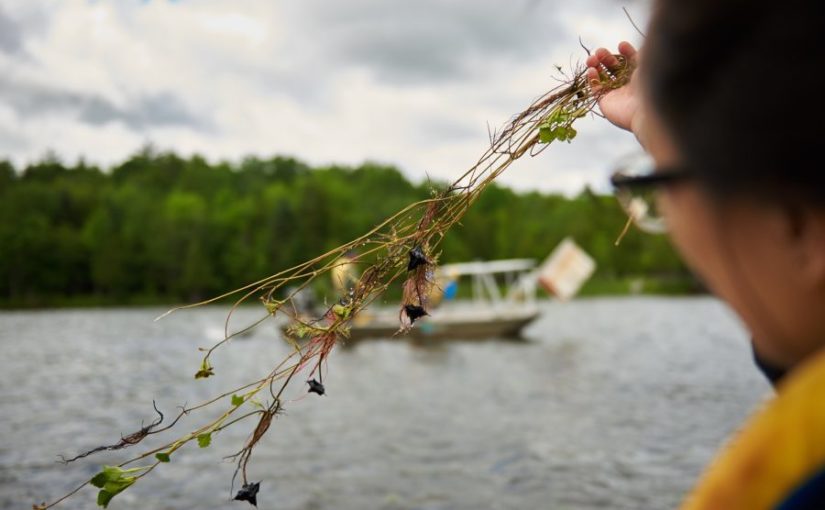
[0,148,695,307]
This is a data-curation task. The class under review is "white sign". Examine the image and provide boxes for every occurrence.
[537,237,596,301]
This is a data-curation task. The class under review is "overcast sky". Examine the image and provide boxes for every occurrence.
[0,0,650,194]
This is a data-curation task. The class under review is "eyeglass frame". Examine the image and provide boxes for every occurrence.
[609,162,692,239]
[609,167,691,190]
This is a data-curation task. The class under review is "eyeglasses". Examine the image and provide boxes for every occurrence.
[610,152,690,241]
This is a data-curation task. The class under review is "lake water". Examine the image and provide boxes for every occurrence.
[0,298,771,510]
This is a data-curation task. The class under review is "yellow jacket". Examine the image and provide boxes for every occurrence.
[682,349,825,509]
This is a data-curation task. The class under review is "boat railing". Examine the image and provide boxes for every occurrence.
[439,259,538,309]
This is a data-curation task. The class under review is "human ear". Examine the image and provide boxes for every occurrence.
[782,205,825,290]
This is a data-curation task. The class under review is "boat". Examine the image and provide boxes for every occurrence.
[281,237,595,342]
[348,259,541,341]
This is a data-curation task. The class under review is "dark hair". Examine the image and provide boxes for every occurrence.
[643,0,824,207]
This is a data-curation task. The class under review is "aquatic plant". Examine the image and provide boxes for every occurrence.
[34,50,631,510]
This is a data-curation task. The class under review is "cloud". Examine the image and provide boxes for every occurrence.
[0,0,651,194]
[0,3,49,57]
[0,6,23,54]
[284,0,564,85]
[0,79,208,131]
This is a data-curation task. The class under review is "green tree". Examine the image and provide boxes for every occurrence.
[0,151,691,307]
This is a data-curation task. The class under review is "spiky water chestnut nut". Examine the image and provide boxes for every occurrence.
[403,304,428,324]
[407,246,429,271]
[307,378,325,396]
[234,482,260,507]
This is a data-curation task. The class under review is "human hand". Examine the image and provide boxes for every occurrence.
[585,41,640,134]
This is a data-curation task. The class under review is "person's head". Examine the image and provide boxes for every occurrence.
[637,0,825,369]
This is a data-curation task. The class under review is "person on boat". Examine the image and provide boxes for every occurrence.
[427,267,459,308]
[586,0,825,508]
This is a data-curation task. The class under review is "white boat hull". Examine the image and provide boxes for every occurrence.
[346,305,539,341]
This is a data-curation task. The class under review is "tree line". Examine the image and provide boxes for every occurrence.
[0,148,695,307]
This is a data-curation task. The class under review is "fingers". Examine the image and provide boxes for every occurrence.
[618,41,638,62]
[596,47,623,71]
[585,66,602,89]
[587,43,636,71]
[586,41,638,89]
[585,48,619,73]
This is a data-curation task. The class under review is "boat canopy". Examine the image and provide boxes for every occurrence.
[439,258,535,276]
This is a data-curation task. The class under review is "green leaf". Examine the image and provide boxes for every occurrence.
[101,466,123,479]
[197,433,212,448]
[263,299,284,315]
[118,467,148,474]
[286,323,312,339]
[557,126,577,142]
[90,472,107,488]
[91,465,132,488]
[539,126,556,143]
[92,469,136,508]
[194,359,214,379]
[155,452,170,463]
[231,394,244,407]
[96,480,136,507]
[194,368,213,379]
[332,303,350,319]
[97,490,115,508]
[102,477,135,494]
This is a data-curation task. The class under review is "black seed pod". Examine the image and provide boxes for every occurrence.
[234,482,260,507]
[307,379,325,396]
[407,246,429,271]
[403,304,428,324]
